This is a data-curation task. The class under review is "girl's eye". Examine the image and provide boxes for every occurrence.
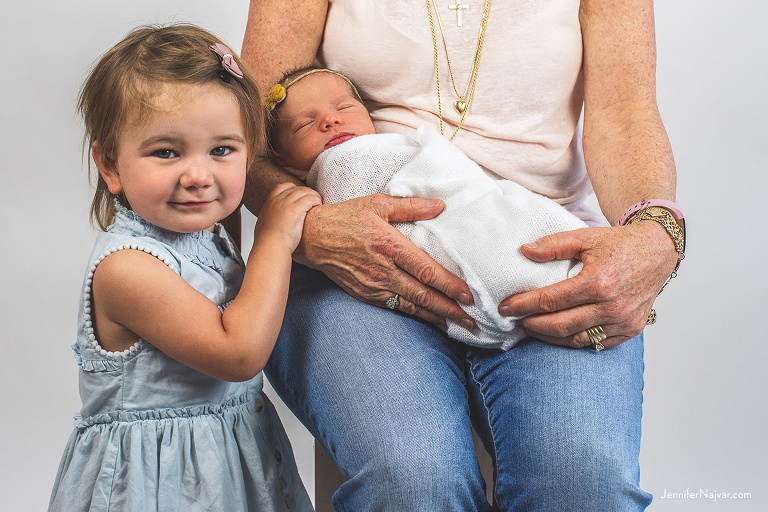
[154,149,177,159]
[211,146,232,157]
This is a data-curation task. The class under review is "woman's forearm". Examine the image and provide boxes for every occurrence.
[242,0,327,95]
[241,0,328,215]
[243,157,303,215]
[580,0,676,225]
[584,106,676,225]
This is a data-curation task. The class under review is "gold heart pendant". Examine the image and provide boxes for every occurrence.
[454,101,467,115]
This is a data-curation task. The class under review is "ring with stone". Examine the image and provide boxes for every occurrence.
[646,309,657,325]
[586,325,607,352]
[385,294,400,311]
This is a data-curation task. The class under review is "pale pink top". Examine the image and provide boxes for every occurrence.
[318,0,605,225]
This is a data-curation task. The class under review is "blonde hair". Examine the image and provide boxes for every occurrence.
[79,24,263,230]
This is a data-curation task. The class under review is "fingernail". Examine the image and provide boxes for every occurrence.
[499,305,511,316]
[459,293,472,304]
[427,199,441,207]
[522,242,537,249]
[461,318,474,330]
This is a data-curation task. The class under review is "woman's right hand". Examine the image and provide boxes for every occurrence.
[294,193,476,328]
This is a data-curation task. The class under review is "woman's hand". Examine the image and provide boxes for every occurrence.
[294,193,476,329]
[498,221,679,349]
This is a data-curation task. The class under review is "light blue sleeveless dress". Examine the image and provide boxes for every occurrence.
[49,205,312,512]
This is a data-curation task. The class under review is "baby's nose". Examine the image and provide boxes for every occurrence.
[321,112,342,129]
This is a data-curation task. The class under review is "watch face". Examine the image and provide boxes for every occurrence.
[646,207,666,218]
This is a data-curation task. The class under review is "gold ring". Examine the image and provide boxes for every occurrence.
[646,309,657,325]
[586,325,607,352]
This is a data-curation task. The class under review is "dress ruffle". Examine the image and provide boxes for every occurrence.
[72,343,122,372]
[74,390,253,427]
[51,391,306,512]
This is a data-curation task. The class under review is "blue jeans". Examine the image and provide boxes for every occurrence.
[266,265,652,511]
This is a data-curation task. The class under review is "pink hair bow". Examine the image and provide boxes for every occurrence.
[210,43,243,80]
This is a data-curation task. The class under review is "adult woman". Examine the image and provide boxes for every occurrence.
[242,1,682,510]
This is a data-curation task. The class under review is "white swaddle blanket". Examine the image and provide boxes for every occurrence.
[307,127,587,350]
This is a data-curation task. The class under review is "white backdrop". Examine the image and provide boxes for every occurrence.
[1,1,766,511]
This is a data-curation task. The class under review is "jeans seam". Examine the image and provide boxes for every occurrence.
[467,357,500,508]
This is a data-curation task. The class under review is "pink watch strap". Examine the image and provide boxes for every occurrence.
[618,198,684,226]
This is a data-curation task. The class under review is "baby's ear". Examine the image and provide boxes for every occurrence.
[269,148,289,168]
[91,143,122,195]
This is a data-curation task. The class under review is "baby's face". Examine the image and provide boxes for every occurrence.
[272,73,375,172]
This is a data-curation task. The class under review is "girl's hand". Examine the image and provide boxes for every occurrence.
[254,183,322,253]
[293,193,476,328]
[498,221,679,349]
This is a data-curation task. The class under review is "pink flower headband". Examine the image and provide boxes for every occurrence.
[209,43,243,82]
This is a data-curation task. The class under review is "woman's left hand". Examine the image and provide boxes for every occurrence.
[498,221,679,349]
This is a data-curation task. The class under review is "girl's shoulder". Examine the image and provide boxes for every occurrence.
[91,229,180,274]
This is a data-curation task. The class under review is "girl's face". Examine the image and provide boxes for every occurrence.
[272,73,376,172]
[96,83,247,233]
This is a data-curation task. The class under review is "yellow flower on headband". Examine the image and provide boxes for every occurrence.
[264,69,361,112]
[264,84,287,112]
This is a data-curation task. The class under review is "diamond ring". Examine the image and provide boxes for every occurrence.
[385,294,400,311]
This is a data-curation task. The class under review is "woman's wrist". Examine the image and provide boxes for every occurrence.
[291,204,323,267]
[618,198,684,227]
[619,198,685,261]
[623,200,686,297]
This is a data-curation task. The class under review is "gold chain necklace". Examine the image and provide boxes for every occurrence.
[427,0,490,140]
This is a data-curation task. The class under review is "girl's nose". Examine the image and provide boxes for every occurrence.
[179,162,214,188]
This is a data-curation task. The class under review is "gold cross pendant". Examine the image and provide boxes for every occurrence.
[449,0,469,27]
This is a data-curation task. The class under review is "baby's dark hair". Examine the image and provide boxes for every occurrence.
[80,23,263,230]
[265,66,363,154]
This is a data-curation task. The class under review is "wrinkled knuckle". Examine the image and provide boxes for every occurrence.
[588,278,613,302]
[549,319,572,339]
[539,233,557,246]
[601,302,623,323]
[368,193,389,207]
[355,282,378,300]
[590,278,609,299]
[359,265,388,288]
[413,261,437,285]
[399,300,418,316]
[410,288,435,309]
[368,232,394,254]
[567,335,584,349]
[536,291,559,313]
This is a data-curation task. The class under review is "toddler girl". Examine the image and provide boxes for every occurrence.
[48,24,319,511]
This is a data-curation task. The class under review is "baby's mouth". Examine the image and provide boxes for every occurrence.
[325,132,354,149]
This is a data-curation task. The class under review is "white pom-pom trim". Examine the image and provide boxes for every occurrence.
[84,244,173,358]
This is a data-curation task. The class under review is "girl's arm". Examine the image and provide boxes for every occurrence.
[91,184,321,382]
[498,0,679,349]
